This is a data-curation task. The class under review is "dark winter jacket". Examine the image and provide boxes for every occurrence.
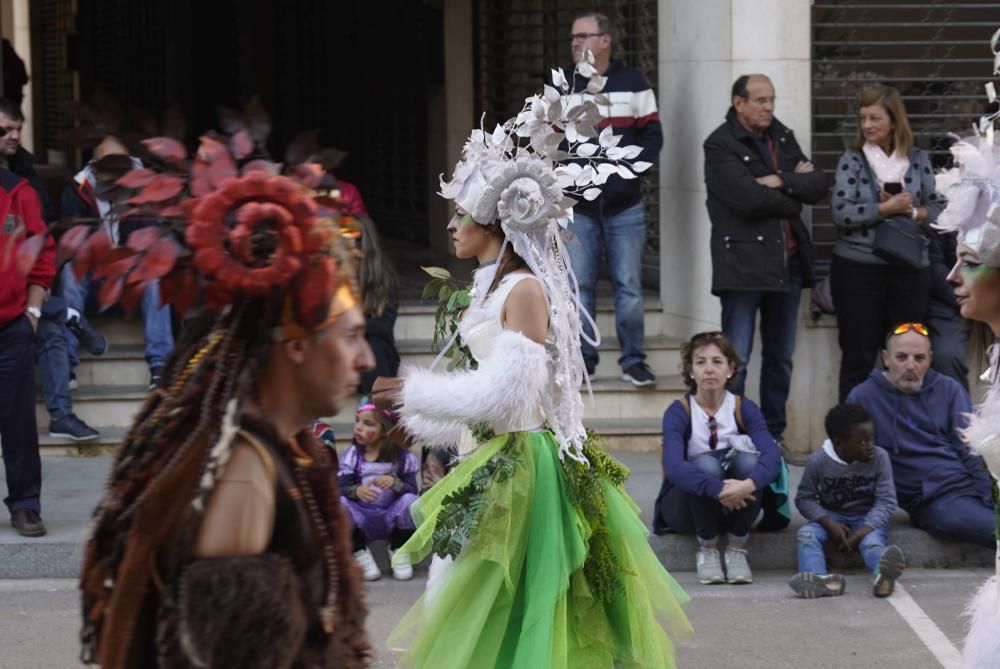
[61,168,150,246]
[703,109,829,293]
[562,59,662,218]
[846,368,992,511]
[928,228,960,318]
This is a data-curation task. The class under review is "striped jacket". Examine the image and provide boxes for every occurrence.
[562,59,662,217]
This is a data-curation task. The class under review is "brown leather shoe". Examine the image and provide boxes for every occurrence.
[10,509,47,537]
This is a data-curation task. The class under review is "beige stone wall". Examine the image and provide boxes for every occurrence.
[657,0,836,457]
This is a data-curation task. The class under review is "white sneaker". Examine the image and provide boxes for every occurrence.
[724,547,753,584]
[696,548,726,584]
[354,548,381,581]
[389,549,413,581]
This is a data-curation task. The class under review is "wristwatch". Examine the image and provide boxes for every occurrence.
[25,306,41,319]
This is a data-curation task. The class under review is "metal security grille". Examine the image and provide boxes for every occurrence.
[474,0,661,253]
[811,0,1000,274]
[35,0,74,162]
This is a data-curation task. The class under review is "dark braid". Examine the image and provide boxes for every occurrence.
[81,294,282,663]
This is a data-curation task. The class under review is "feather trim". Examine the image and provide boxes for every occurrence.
[400,329,548,430]
[963,575,1000,669]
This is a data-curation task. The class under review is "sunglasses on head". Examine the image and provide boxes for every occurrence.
[892,322,929,337]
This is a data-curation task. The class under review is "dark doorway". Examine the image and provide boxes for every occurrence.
[67,0,442,243]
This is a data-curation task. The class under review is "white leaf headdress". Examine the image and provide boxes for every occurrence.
[933,27,1000,266]
[437,48,652,463]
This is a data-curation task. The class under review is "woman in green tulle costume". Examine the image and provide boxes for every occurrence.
[371,61,692,669]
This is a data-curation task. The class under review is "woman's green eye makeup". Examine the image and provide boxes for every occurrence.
[458,214,475,226]
[962,261,991,279]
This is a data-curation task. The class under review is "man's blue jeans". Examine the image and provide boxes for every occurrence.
[36,296,72,422]
[58,263,173,371]
[719,254,802,441]
[565,202,646,370]
[909,493,996,548]
[796,512,888,575]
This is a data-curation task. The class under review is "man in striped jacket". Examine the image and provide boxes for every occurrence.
[563,12,663,387]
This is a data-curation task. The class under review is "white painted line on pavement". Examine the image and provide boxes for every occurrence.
[887,583,962,669]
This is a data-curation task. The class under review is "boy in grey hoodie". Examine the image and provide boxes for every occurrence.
[790,403,905,598]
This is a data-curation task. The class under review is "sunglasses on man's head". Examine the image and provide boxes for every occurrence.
[892,322,929,337]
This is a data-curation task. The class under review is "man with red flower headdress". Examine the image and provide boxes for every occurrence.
[8,128,375,667]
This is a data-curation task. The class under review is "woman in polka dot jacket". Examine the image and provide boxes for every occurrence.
[829,84,945,401]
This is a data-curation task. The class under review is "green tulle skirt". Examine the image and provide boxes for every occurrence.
[388,431,692,668]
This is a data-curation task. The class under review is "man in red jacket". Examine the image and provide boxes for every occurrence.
[0,158,55,537]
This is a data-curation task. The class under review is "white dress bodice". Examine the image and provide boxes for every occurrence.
[459,272,547,434]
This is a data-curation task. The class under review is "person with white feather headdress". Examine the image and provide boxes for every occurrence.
[371,53,692,668]
[936,27,1000,668]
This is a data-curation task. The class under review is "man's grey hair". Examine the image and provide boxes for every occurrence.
[574,11,616,44]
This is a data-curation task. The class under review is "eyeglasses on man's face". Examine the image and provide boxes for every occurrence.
[570,32,605,41]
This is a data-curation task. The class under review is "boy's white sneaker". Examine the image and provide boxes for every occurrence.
[390,549,413,581]
[696,548,726,584]
[724,547,753,584]
[354,548,381,581]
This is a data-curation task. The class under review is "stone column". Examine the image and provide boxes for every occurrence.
[658,0,832,456]
[427,0,474,256]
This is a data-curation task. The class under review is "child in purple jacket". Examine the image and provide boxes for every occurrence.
[339,400,420,581]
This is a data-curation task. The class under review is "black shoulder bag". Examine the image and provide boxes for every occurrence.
[862,152,928,269]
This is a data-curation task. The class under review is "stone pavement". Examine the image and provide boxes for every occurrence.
[0,452,992,578]
[0,569,987,668]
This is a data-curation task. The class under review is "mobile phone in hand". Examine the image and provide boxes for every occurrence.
[883,182,903,195]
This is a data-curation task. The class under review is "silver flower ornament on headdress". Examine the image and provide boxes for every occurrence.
[435,48,651,463]
[934,28,1000,266]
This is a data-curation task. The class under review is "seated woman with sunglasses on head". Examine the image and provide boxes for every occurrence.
[845,322,995,549]
[653,332,781,585]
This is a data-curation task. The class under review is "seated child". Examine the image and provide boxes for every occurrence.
[790,403,906,598]
[339,400,420,581]
[420,445,456,491]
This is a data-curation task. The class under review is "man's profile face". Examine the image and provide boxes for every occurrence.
[733,76,775,135]
[0,112,23,158]
[296,305,374,418]
[881,330,932,394]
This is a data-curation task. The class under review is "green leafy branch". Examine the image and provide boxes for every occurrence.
[421,266,476,372]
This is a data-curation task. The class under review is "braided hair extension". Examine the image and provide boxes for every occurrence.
[80,295,280,663]
[80,221,308,663]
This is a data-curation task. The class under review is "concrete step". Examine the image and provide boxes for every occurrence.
[38,418,667,458]
[399,334,683,379]
[74,345,149,387]
[39,375,683,432]
[333,375,684,423]
[396,298,666,341]
[0,453,991,579]
[34,385,148,430]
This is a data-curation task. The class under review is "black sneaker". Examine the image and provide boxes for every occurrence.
[49,414,100,441]
[621,363,656,387]
[66,315,108,356]
[873,545,906,598]
[149,366,164,391]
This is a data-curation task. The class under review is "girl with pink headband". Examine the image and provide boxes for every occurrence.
[339,398,420,582]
